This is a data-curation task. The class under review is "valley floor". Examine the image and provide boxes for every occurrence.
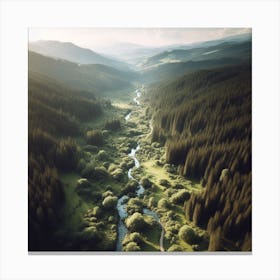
[57,86,208,252]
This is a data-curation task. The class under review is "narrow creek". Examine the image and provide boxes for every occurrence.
[116,87,164,251]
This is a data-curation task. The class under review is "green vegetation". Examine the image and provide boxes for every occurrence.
[104,119,121,131]
[85,130,104,146]
[29,40,131,71]
[146,64,251,251]
[28,34,251,252]
[28,64,130,250]
[29,51,136,95]
[179,225,198,244]
[125,212,146,232]
[102,196,118,209]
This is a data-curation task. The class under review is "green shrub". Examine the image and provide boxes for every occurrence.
[140,177,152,188]
[81,162,96,179]
[111,168,125,182]
[108,163,118,173]
[96,150,108,161]
[122,232,142,246]
[179,225,198,244]
[93,166,109,180]
[164,230,173,241]
[102,196,118,209]
[124,241,140,251]
[124,157,135,169]
[147,197,156,208]
[125,212,145,232]
[144,215,158,227]
[76,178,91,190]
[122,181,138,194]
[159,179,170,187]
[151,142,161,148]
[157,198,170,209]
[102,190,114,198]
[119,161,126,170]
[164,188,176,197]
[81,164,108,181]
[170,189,190,204]
[92,206,101,217]
[167,245,183,252]
[126,198,143,215]
[127,140,137,149]
[129,232,142,243]
[103,161,110,169]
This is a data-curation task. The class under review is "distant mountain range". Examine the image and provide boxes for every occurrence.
[139,36,251,84]
[96,32,252,68]
[28,32,251,91]
[29,40,131,71]
[28,51,137,94]
[142,41,251,69]
[141,57,250,85]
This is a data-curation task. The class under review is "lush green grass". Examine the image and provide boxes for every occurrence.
[102,85,136,103]
[59,173,94,232]
[142,161,171,183]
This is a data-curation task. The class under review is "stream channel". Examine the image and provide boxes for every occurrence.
[116,88,163,251]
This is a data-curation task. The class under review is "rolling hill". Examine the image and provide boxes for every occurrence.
[29,40,131,71]
[141,57,250,84]
[142,41,251,69]
[29,51,137,95]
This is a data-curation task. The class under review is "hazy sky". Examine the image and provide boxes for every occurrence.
[29,28,251,51]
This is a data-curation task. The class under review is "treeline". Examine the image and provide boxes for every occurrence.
[29,72,102,136]
[147,64,251,251]
[28,72,103,250]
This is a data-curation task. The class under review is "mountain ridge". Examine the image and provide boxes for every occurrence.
[28,50,137,95]
[29,40,131,71]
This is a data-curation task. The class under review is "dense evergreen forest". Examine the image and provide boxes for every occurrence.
[146,63,251,250]
[28,32,252,252]
[28,71,105,249]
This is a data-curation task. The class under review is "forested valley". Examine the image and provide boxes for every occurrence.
[146,64,251,250]
[28,33,252,252]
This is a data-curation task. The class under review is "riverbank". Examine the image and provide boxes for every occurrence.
[116,87,165,251]
[57,85,208,252]
[124,89,209,252]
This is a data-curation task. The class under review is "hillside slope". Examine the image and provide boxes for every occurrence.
[142,57,249,84]
[28,72,104,250]
[143,41,251,68]
[29,51,137,95]
[29,40,131,71]
[146,63,252,251]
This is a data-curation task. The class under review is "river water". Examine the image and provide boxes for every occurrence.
[116,87,162,251]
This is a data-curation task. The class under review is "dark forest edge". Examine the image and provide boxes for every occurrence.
[144,63,251,250]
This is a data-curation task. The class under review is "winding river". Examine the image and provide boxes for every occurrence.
[116,88,164,251]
